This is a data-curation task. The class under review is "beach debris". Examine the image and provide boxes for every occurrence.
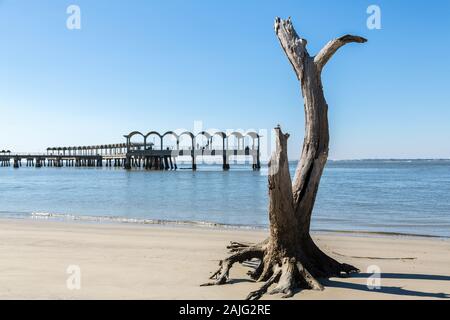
[202,17,367,300]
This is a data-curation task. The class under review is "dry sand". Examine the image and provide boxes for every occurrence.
[0,219,448,300]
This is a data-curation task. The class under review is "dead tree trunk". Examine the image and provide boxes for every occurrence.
[202,17,367,300]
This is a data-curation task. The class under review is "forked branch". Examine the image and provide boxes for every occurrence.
[314,35,367,72]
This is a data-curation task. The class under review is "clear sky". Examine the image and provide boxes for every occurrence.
[1,0,449,159]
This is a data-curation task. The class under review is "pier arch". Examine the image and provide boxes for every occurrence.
[211,131,226,150]
[145,131,162,150]
[178,131,195,150]
[195,131,212,150]
[162,131,179,150]
[127,131,146,152]
[227,132,245,150]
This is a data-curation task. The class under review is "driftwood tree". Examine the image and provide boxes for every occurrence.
[202,17,367,299]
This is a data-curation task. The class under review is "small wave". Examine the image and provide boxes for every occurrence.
[17,213,450,239]
[30,212,266,231]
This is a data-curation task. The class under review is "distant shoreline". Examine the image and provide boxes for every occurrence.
[250,159,450,165]
[306,158,450,163]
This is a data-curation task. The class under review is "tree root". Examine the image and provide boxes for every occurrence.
[227,241,253,252]
[202,238,359,300]
[227,239,269,253]
[296,261,324,291]
[301,237,360,278]
[201,245,265,286]
[246,265,281,300]
[246,257,325,300]
[268,258,296,298]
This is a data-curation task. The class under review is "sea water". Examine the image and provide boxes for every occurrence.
[0,159,449,237]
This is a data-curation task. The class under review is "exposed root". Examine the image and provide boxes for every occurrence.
[296,261,323,291]
[269,258,296,298]
[246,265,281,300]
[303,237,360,278]
[227,239,269,253]
[227,241,253,252]
[257,253,275,282]
[202,238,359,299]
[248,257,325,299]
[340,263,360,276]
[201,246,264,286]
[308,259,359,279]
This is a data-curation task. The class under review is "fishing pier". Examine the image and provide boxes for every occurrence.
[0,130,261,171]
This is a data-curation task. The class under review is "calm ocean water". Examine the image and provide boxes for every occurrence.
[0,160,449,237]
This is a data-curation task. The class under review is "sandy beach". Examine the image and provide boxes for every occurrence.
[0,218,448,300]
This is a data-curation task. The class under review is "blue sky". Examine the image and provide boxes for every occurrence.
[0,0,449,159]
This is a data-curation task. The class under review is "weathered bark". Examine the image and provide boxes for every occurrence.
[202,17,367,299]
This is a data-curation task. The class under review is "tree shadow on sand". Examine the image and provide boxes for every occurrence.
[321,273,450,299]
